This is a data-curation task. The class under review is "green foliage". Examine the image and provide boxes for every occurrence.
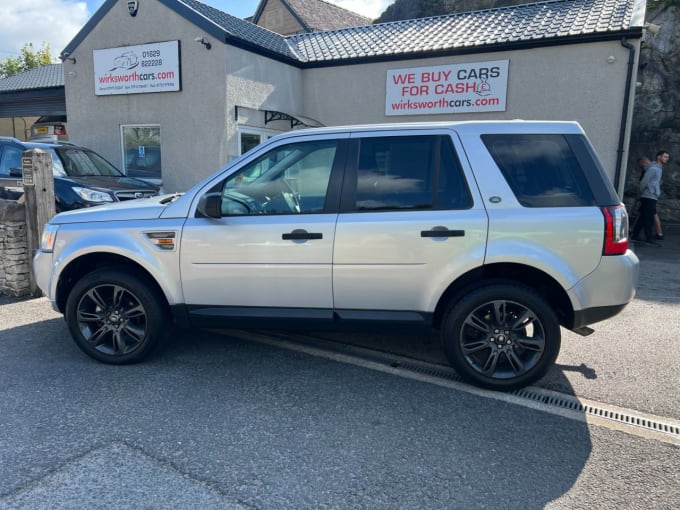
[0,42,53,79]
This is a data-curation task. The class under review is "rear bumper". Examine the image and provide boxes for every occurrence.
[567,249,639,329]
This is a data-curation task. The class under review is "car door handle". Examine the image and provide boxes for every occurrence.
[421,227,465,238]
[282,229,323,240]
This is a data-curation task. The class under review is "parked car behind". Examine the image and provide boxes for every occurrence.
[0,136,159,211]
[29,115,68,141]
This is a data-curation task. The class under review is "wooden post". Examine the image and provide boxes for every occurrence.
[22,149,55,296]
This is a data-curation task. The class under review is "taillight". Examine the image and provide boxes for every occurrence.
[602,205,628,255]
[54,125,66,135]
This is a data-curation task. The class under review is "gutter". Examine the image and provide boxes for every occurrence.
[615,36,637,196]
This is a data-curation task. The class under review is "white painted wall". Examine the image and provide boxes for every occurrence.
[302,40,640,186]
[63,0,228,192]
[225,46,304,161]
[63,0,639,193]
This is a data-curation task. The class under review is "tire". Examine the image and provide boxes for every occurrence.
[441,283,561,391]
[64,268,169,364]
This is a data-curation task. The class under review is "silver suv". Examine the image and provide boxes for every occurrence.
[33,121,639,390]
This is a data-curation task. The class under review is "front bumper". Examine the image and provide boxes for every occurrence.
[33,250,59,312]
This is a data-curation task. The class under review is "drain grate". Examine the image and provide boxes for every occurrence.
[242,331,680,442]
[393,362,680,440]
[511,388,680,438]
[390,361,680,440]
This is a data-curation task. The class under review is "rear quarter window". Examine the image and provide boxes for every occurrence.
[482,134,596,207]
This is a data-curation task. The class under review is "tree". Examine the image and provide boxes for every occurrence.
[0,42,53,79]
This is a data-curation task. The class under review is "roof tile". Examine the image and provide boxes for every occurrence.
[0,64,64,93]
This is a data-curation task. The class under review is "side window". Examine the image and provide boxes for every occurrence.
[220,140,338,215]
[0,146,23,175]
[482,134,595,207]
[354,135,471,211]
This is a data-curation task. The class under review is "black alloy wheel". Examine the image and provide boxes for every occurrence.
[441,283,561,391]
[65,268,169,364]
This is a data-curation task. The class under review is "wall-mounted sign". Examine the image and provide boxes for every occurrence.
[94,41,180,96]
[21,157,34,186]
[386,60,508,116]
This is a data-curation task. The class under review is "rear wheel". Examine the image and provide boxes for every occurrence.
[65,268,169,364]
[441,283,560,391]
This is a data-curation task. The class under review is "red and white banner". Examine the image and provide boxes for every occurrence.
[386,60,508,116]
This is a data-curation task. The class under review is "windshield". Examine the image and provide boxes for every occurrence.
[52,147,123,177]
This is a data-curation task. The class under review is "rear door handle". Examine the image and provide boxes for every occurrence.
[282,229,323,240]
[421,227,465,238]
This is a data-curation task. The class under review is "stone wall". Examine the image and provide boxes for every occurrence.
[0,199,32,297]
[625,4,680,224]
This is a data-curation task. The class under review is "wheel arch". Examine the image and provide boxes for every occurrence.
[432,262,574,330]
[55,252,169,315]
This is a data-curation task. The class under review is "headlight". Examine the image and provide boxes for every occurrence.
[73,187,114,203]
[40,224,59,252]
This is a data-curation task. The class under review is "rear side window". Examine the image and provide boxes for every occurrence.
[352,135,472,211]
[482,134,595,207]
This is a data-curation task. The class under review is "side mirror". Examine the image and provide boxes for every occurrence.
[9,167,22,177]
[196,192,222,218]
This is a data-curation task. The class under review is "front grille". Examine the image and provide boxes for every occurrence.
[115,190,158,201]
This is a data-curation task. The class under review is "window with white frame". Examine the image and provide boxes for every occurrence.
[238,127,280,156]
[121,125,162,184]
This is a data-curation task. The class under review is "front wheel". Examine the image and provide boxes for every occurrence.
[65,268,169,364]
[441,284,561,391]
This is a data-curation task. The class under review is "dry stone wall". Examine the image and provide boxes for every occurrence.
[0,200,31,297]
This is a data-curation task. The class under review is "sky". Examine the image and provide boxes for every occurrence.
[0,0,394,62]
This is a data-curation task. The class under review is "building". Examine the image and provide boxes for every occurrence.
[58,0,645,194]
[0,64,65,140]
[251,0,372,35]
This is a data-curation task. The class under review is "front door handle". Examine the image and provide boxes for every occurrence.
[421,227,465,238]
[282,229,323,240]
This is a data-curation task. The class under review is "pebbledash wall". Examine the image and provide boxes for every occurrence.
[59,0,645,195]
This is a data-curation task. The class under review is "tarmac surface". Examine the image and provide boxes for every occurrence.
[0,223,678,509]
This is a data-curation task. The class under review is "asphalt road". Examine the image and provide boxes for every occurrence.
[0,234,679,509]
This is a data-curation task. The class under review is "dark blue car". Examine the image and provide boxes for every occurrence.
[0,136,159,212]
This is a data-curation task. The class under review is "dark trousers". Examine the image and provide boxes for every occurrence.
[632,197,657,242]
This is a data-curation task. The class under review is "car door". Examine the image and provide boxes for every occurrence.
[180,135,348,324]
[332,131,488,323]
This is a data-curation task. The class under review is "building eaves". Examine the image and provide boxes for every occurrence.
[177,0,295,59]
[0,64,64,93]
[60,0,645,70]
[288,0,644,64]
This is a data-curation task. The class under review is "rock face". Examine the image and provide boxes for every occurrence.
[625,4,680,224]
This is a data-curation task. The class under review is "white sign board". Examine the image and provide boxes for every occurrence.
[386,60,509,115]
[94,41,180,96]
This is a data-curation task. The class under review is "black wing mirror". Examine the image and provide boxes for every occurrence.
[9,167,22,178]
[196,193,222,218]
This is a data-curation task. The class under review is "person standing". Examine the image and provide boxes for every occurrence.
[633,150,669,246]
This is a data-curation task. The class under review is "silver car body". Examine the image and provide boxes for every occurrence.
[34,120,638,332]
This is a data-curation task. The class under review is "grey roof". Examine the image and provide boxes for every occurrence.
[176,0,298,59]
[288,0,645,63]
[253,0,372,33]
[62,0,645,68]
[0,64,64,93]
[286,0,372,31]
